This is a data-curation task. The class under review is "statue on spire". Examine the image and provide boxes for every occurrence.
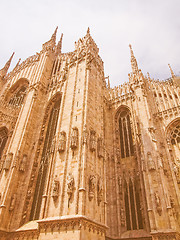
[129,44,139,74]
[0,52,15,80]
[168,64,175,79]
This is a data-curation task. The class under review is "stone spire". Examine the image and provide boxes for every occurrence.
[87,27,90,35]
[56,33,63,55]
[168,64,175,79]
[0,52,15,79]
[51,26,58,42]
[129,44,139,74]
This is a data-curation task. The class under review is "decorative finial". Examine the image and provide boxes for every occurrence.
[56,33,63,54]
[87,27,90,35]
[0,52,15,78]
[129,44,139,74]
[168,64,175,79]
[147,72,151,80]
[51,26,58,41]
[14,58,21,69]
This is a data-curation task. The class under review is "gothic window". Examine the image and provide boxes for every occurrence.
[124,177,143,230]
[119,110,134,158]
[170,124,180,145]
[9,85,27,107]
[0,127,8,160]
[30,97,61,220]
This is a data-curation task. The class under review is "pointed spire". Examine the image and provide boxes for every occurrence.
[168,64,175,79]
[51,26,58,42]
[129,44,139,74]
[14,58,21,69]
[87,27,90,35]
[0,52,15,78]
[56,33,63,54]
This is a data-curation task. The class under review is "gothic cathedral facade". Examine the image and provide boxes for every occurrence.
[0,28,179,240]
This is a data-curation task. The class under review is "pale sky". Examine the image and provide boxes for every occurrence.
[0,0,180,87]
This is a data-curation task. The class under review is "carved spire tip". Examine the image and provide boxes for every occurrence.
[168,63,175,78]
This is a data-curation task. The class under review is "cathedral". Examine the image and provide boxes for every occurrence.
[0,27,179,240]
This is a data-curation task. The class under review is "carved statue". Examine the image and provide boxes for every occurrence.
[70,127,78,149]
[58,131,66,152]
[97,177,103,205]
[90,130,96,152]
[97,137,104,158]
[19,154,27,172]
[4,152,13,170]
[82,125,88,145]
[89,175,96,200]
[148,127,157,142]
[154,191,162,216]
[52,175,60,199]
[67,173,75,206]
[147,152,156,171]
[9,193,16,211]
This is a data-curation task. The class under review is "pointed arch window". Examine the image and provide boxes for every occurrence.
[124,177,143,230]
[30,97,61,220]
[9,85,27,107]
[119,110,134,158]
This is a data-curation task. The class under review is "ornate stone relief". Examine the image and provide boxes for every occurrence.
[4,152,13,170]
[97,176,103,205]
[58,131,66,152]
[52,175,60,199]
[82,124,88,145]
[89,130,96,152]
[147,152,156,171]
[67,173,75,206]
[70,127,78,149]
[89,175,96,201]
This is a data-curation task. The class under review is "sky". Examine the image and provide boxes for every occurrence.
[0,0,180,87]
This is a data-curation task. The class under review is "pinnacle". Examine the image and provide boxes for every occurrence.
[168,63,175,79]
[87,27,90,35]
[51,26,58,41]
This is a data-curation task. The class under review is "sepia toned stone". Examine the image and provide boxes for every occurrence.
[0,27,179,240]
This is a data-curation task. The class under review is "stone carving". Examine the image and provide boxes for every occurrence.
[147,152,156,171]
[154,191,162,216]
[82,124,88,145]
[120,207,126,226]
[0,154,6,171]
[70,127,78,149]
[58,131,66,152]
[89,130,96,152]
[52,175,60,199]
[97,177,103,205]
[4,152,13,170]
[9,193,16,211]
[89,175,96,200]
[67,173,75,206]
[173,163,180,183]
[97,137,104,158]
[148,127,157,142]
[19,154,27,172]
